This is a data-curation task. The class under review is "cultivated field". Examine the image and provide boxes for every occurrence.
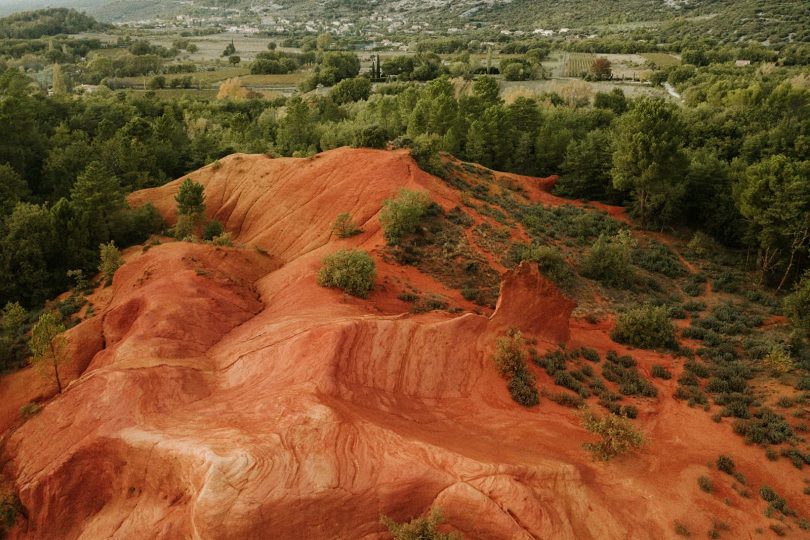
[500,79,669,104]
[641,52,682,68]
[561,52,596,77]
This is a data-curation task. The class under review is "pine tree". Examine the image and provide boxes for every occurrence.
[611,97,688,227]
[30,312,67,394]
[175,179,206,218]
[70,161,125,244]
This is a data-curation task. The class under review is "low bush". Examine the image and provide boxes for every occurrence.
[317,249,377,298]
[759,485,794,516]
[698,475,713,493]
[581,348,600,362]
[212,232,233,246]
[673,521,690,537]
[633,241,686,278]
[581,408,644,461]
[493,330,539,407]
[380,189,432,245]
[716,455,735,475]
[513,244,574,288]
[19,402,41,420]
[545,390,584,408]
[651,364,672,380]
[581,230,635,288]
[381,508,460,540]
[332,212,362,238]
[683,273,706,296]
[202,219,224,241]
[763,344,794,374]
[611,304,677,350]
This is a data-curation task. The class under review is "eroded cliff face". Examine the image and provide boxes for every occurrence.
[2,149,803,539]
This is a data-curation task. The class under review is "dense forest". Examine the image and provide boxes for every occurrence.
[1,60,808,306]
[0,8,104,39]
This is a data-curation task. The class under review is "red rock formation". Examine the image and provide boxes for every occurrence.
[489,261,575,344]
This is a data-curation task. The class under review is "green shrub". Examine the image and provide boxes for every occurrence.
[784,270,810,339]
[19,402,41,420]
[733,408,794,445]
[759,485,793,516]
[611,304,677,350]
[581,408,644,461]
[698,475,713,493]
[513,244,573,288]
[683,300,706,312]
[317,249,376,298]
[683,273,706,296]
[381,508,460,540]
[203,219,224,241]
[332,212,362,238]
[493,330,539,407]
[581,347,600,362]
[544,390,584,408]
[98,241,123,281]
[716,455,735,475]
[380,189,432,245]
[651,364,672,379]
[0,491,22,534]
[633,241,686,277]
[174,213,195,240]
[581,230,635,288]
[673,521,690,537]
[763,344,793,374]
[212,232,233,246]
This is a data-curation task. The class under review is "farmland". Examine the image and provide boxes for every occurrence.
[561,52,596,77]
[641,52,682,68]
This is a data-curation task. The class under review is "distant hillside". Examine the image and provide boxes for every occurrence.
[0,7,105,38]
[0,0,806,45]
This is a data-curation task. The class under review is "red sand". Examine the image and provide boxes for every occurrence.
[2,148,807,539]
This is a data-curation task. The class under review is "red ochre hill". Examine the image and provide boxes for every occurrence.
[0,148,806,539]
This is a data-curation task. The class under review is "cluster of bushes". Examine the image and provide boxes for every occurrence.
[381,54,446,82]
[632,241,686,278]
[603,351,657,397]
[674,368,709,407]
[611,304,677,350]
[300,52,361,90]
[690,303,763,337]
[520,204,622,245]
[651,364,672,380]
[332,212,362,238]
[733,408,794,445]
[250,49,312,75]
[492,330,538,407]
[759,485,795,517]
[536,347,642,417]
